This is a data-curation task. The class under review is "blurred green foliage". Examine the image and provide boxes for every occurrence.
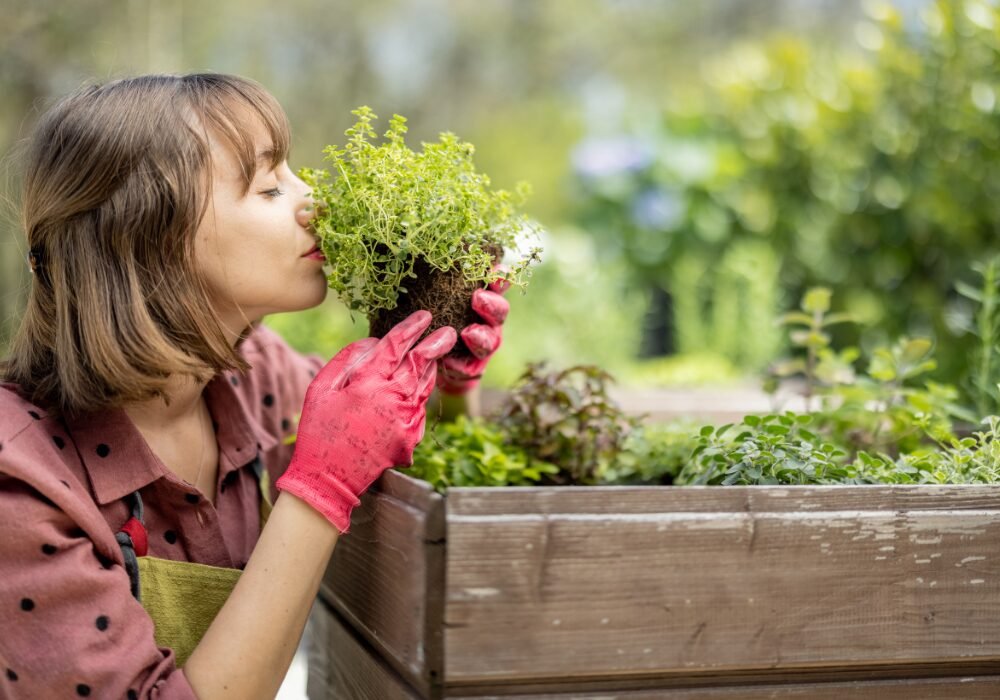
[0,0,868,371]
[572,0,1000,393]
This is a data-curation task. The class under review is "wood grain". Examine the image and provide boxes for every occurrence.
[446,674,1000,698]
[307,600,422,700]
[318,470,445,696]
[444,484,1000,684]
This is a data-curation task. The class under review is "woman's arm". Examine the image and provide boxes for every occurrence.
[183,492,337,699]
[184,312,456,698]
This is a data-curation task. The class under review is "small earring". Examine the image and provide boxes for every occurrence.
[27,248,42,274]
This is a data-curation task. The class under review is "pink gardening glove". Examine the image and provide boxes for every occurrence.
[276,311,457,532]
[436,272,511,395]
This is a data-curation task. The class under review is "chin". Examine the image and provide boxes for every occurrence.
[290,282,329,312]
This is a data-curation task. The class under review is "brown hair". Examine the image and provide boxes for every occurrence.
[1,73,291,416]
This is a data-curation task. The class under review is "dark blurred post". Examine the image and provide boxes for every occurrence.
[639,284,674,358]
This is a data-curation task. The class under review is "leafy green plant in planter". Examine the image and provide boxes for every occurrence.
[407,362,692,490]
[768,287,975,456]
[677,286,993,487]
[300,107,542,356]
[493,363,640,485]
[408,415,559,493]
[679,411,1000,487]
[402,283,999,492]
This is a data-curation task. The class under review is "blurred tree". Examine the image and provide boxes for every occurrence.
[571,0,996,396]
[1,0,865,360]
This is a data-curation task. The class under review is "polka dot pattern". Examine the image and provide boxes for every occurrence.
[1,324,324,695]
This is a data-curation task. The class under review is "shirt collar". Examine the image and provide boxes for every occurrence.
[66,372,278,506]
[205,371,279,479]
[63,407,167,507]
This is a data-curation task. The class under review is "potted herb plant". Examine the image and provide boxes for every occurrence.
[300,107,542,357]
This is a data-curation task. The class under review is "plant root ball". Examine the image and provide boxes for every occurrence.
[368,245,502,360]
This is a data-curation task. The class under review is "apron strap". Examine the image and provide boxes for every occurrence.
[116,455,272,602]
[115,490,146,601]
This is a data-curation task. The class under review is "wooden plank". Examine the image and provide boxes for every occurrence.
[446,674,1000,698]
[447,483,1000,516]
[443,484,1000,684]
[307,599,423,700]
[319,470,445,696]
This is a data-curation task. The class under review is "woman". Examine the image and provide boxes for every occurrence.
[0,73,509,699]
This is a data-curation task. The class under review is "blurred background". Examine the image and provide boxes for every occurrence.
[2,0,995,406]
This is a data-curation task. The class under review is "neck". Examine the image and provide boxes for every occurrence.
[124,373,211,428]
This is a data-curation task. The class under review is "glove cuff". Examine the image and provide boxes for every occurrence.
[275,465,361,534]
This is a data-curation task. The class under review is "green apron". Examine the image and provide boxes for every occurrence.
[116,457,273,667]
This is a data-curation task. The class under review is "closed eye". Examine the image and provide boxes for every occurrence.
[260,187,286,198]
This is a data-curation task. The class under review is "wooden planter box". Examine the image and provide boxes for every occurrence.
[305,471,1000,699]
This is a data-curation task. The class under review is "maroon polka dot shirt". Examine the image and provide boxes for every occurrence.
[0,325,322,698]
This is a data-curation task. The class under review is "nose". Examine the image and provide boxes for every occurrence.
[296,179,317,229]
[297,199,316,230]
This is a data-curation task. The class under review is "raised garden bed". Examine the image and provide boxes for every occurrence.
[305,469,1000,698]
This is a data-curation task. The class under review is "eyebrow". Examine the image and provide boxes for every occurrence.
[256,147,277,164]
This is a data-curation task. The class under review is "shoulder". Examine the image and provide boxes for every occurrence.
[0,383,120,565]
[226,325,326,481]
[238,323,321,366]
[232,323,324,404]
[0,382,41,442]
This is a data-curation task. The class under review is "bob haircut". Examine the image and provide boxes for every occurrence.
[1,73,291,417]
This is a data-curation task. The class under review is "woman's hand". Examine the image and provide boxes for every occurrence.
[436,273,511,395]
[275,311,456,532]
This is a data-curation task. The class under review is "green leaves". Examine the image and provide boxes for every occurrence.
[868,338,936,383]
[494,363,639,485]
[301,107,542,317]
[407,415,558,493]
[802,287,831,315]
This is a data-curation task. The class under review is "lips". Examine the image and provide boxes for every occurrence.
[302,245,326,261]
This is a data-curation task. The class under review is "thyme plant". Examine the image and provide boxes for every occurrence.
[300,107,542,318]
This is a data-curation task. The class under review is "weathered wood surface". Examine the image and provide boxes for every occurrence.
[446,674,1000,698]
[444,484,1000,684]
[308,597,1000,699]
[318,470,445,696]
[308,599,421,700]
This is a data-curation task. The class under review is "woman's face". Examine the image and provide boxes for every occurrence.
[194,114,327,336]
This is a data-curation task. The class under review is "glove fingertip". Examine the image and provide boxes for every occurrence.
[472,289,510,326]
[460,324,501,359]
